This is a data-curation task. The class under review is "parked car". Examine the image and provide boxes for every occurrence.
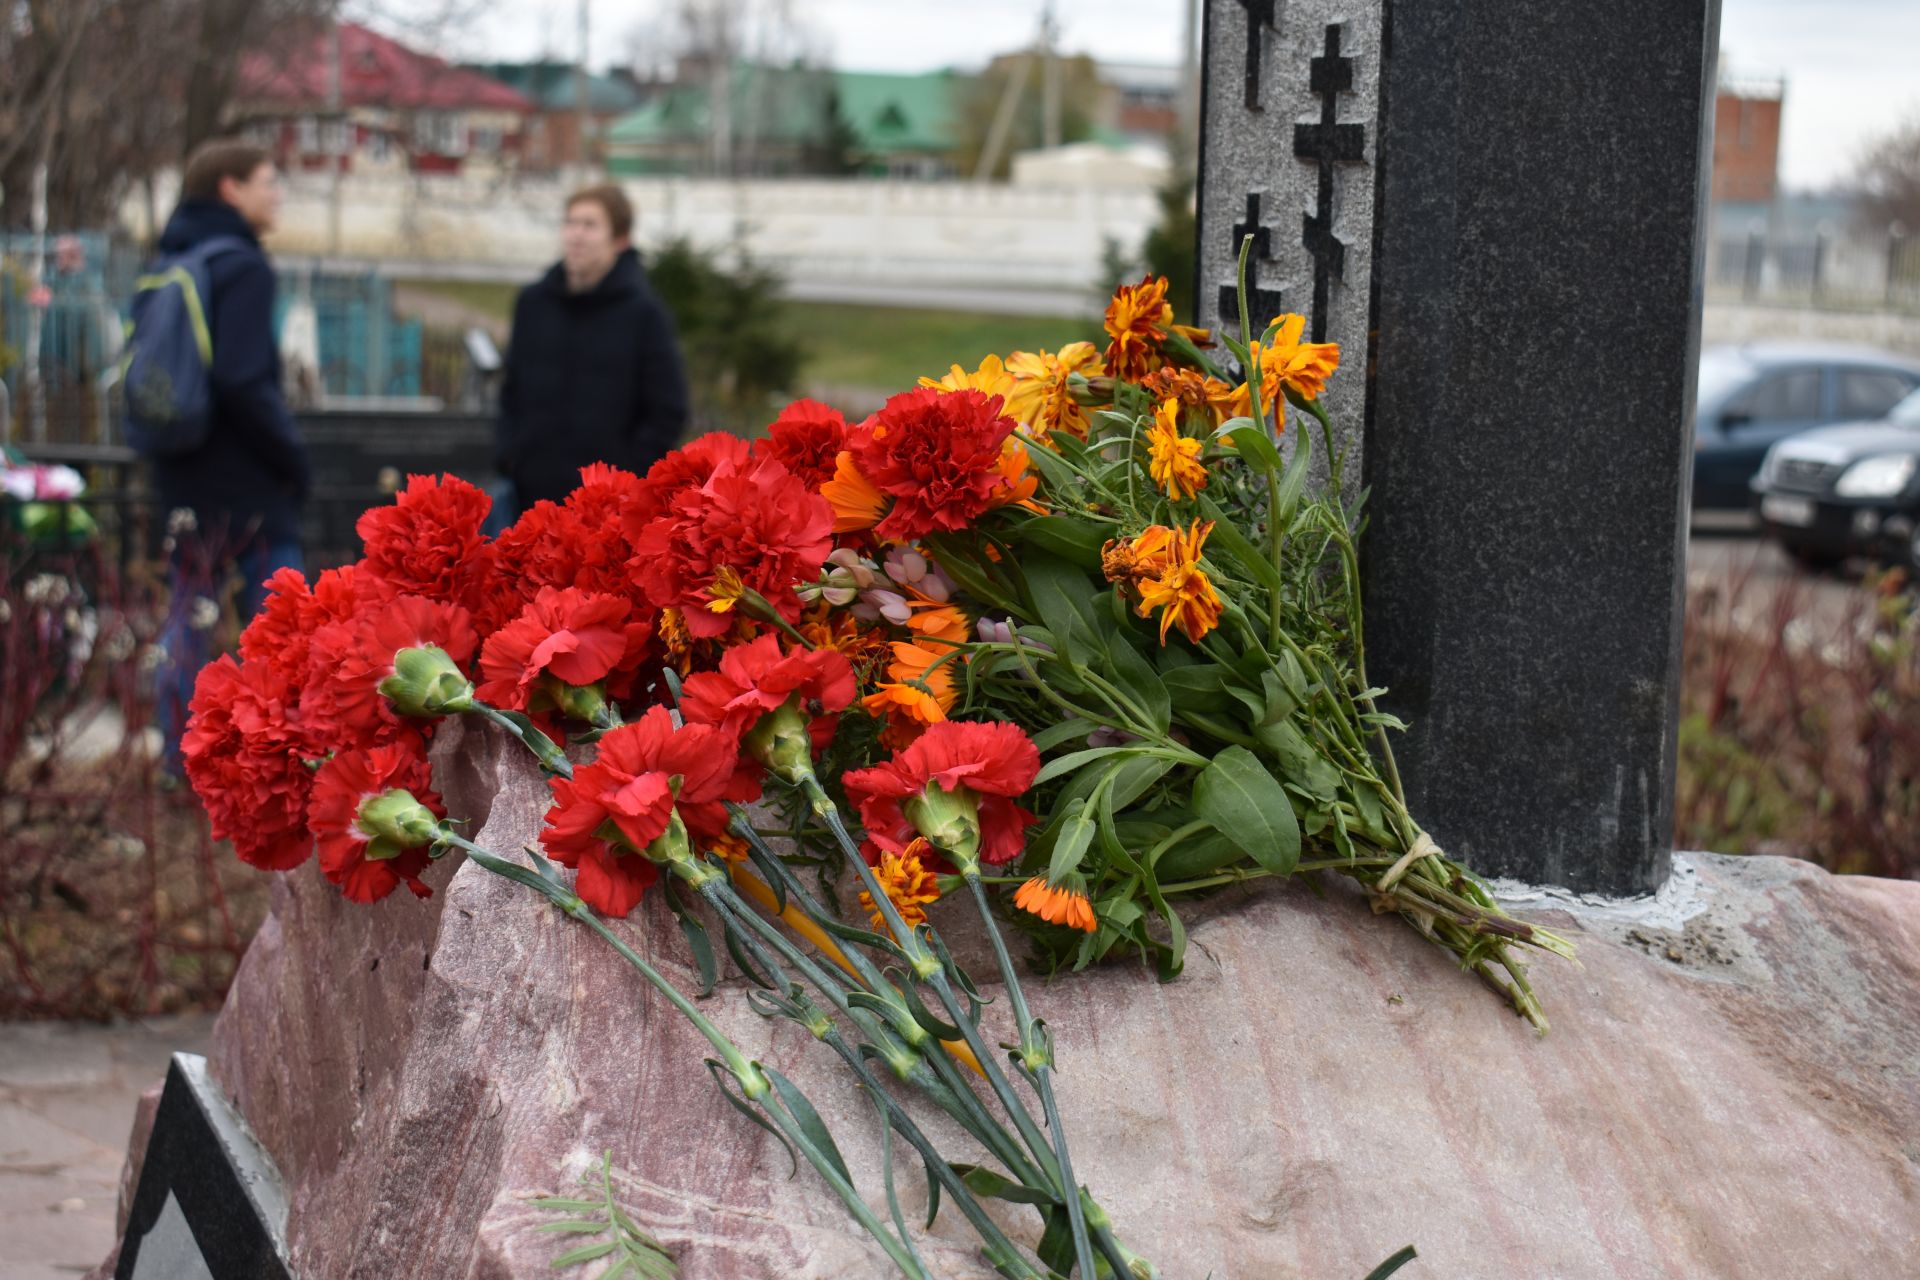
[1752,386,1920,570]
[1691,343,1920,510]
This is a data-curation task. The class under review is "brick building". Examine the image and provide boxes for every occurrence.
[1712,76,1784,205]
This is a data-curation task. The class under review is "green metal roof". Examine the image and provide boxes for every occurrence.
[607,66,965,156]
[465,62,643,114]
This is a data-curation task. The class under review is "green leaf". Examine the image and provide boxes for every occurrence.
[1193,746,1301,877]
[1213,418,1285,473]
[1105,633,1172,735]
[551,1241,618,1268]
[764,1067,852,1186]
[1014,514,1109,570]
[664,883,717,998]
[1048,800,1097,883]
[1270,425,1314,530]
[536,1220,608,1234]
[1364,1245,1419,1280]
[1152,831,1244,882]
[1255,717,1342,802]
[950,1164,1058,1207]
[1195,494,1285,594]
[529,1197,603,1213]
[1030,717,1096,753]
[1161,663,1237,714]
[1106,753,1177,811]
[1034,745,1149,787]
[1022,553,1109,667]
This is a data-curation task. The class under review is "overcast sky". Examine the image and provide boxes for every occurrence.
[394,0,1918,191]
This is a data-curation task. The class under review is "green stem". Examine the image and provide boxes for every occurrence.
[467,702,573,777]
[695,875,1048,1280]
[965,874,1097,1280]
[445,833,927,1277]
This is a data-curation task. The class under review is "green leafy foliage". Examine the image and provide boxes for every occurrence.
[528,1151,677,1279]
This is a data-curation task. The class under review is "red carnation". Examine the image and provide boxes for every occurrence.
[560,463,652,601]
[630,457,833,639]
[300,595,478,748]
[476,587,652,714]
[356,474,496,616]
[182,655,317,872]
[308,743,446,902]
[848,388,1017,541]
[490,500,584,619]
[843,720,1041,866]
[755,399,848,491]
[622,433,755,535]
[540,705,757,916]
[238,568,316,687]
[680,634,856,783]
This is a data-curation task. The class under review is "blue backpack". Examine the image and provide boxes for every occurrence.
[121,236,251,458]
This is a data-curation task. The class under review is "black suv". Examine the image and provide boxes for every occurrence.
[1752,387,1920,571]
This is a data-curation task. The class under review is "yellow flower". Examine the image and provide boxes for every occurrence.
[1013,876,1097,932]
[1142,366,1241,427]
[919,353,1015,401]
[860,838,944,935]
[1004,342,1104,441]
[708,830,751,863]
[705,565,746,614]
[1146,398,1208,502]
[1131,520,1222,644]
[1230,313,1341,420]
[1103,275,1174,380]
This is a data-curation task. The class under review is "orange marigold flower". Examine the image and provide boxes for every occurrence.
[1230,314,1341,420]
[1104,275,1174,381]
[820,450,891,533]
[1013,876,1097,932]
[1132,520,1223,644]
[708,830,751,864]
[1005,343,1104,441]
[800,608,893,682]
[1146,398,1208,502]
[918,353,1015,400]
[1141,367,1240,427]
[705,565,747,615]
[859,838,943,935]
[657,607,693,673]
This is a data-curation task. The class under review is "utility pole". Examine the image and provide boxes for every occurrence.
[1040,1,1061,151]
[326,11,343,257]
[575,0,593,173]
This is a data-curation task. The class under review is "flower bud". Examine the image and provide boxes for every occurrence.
[902,781,983,870]
[743,697,817,785]
[542,677,608,723]
[379,645,474,717]
[355,788,445,860]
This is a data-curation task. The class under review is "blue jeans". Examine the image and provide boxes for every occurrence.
[157,540,304,777]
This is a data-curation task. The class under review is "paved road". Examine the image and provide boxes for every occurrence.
[0,1016,213,1280]
[1686,526,1889,637]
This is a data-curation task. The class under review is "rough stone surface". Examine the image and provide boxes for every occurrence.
[96,724,1920,1278]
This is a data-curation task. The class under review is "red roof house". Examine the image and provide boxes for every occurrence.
[234,23,533,174]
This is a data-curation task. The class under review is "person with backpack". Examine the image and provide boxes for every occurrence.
[134,139,309,774]
[495,184,689,513]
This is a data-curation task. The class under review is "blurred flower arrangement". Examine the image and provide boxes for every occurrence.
[176,264,1576,1276]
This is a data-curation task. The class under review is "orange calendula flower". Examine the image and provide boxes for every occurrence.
[820,450,890,533]
[1004,343,1104,441]
[860,640,957,728]
[906,602,970,648]
[918,354,1015,400]
[1013,876,1097,932]
[1124,520,1222,644]
[1230,314,1341,419]
[860,838,944,935]
[800,608,893,682]
[1103,275,1175,381]
[657,607,693,673]
[989,439,1043,513]
[1146,398,1208,502]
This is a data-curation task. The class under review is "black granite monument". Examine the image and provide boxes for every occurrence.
[1197,0,1721,894]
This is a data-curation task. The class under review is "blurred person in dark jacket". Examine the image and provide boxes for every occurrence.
[495,184,689,511]
[150,140,309,773]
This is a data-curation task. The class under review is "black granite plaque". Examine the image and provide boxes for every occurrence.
[114,1054,292,1280]
[1199,0,1721,893]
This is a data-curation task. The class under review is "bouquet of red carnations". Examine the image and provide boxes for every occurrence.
[185,270,1563,1277]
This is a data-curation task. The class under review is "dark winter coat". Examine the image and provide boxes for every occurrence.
[495,249,690,509]
[149,199,309,550]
